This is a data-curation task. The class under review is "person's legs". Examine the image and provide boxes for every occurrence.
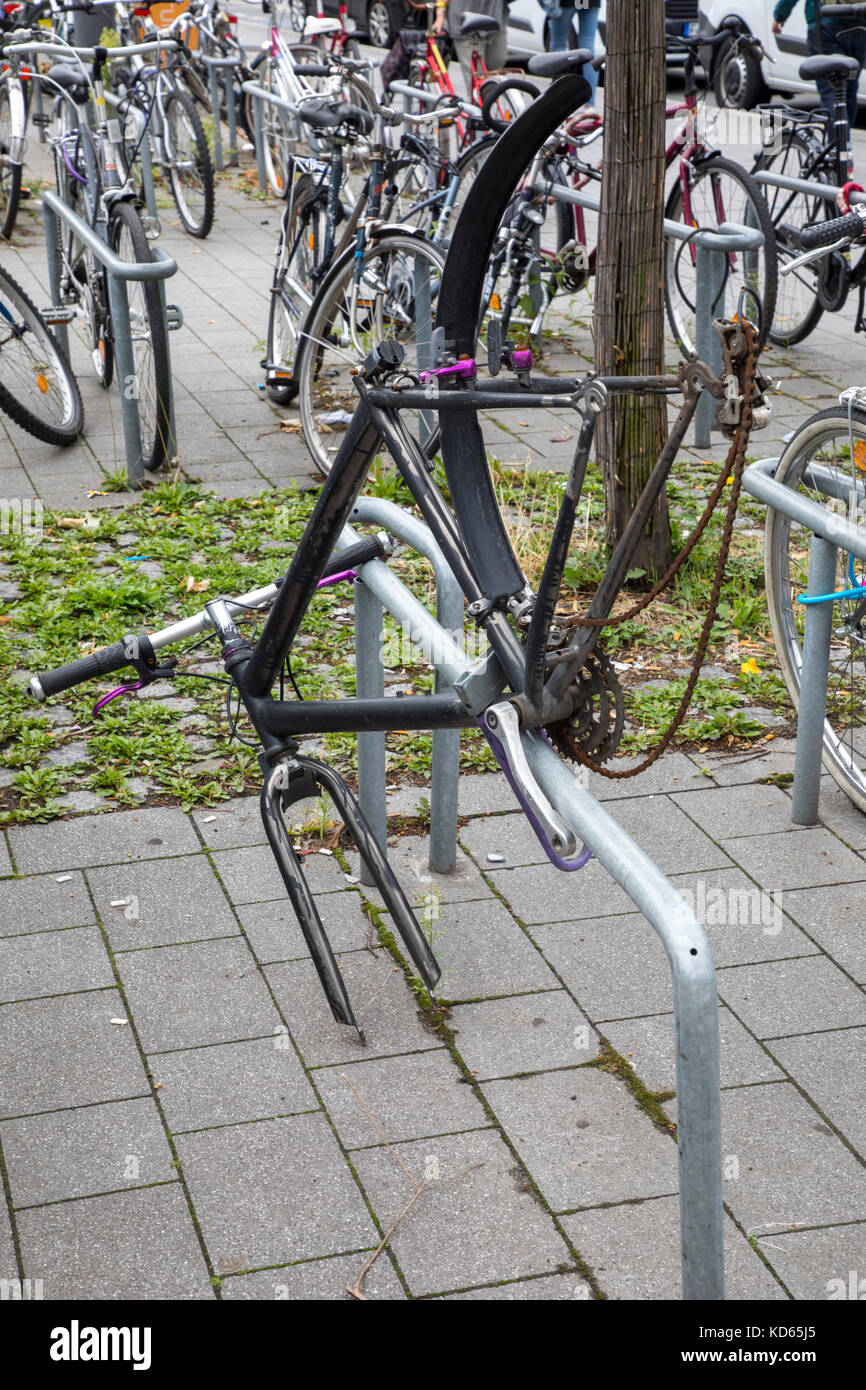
[549,7,576,53]
[807,24,836,117]
[838,25,866,130]
[452,35,475,95]
[575,4,599,103]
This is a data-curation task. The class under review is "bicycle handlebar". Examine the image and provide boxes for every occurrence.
[6,37,179,55]
[32,642,132,701]
[800,208,866,248]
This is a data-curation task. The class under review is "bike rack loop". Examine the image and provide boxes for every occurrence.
[334,518,725,1301]
[742,454,866,827]
[40,187,179,489]
[551,180,766,449]
[349,497,463,882]
[201,52,242,171]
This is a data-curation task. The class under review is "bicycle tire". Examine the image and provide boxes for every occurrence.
[164,87,215,238]
[765,405,866,812]
[664,155,777,355]
[264,168,329,403]
[54,117,114,389]
[0,77,23,241]
[0,266,84,445]
[109,200,172,471]
[754,128,827,347]
[295,231,446,475]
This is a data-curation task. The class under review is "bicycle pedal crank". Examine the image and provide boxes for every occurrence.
[547,649,626,768]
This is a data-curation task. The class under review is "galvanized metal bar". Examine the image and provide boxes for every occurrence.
[694,243,726,448]
[549,183,765,250]
[40,191,177,281]
[207,61,224,171]
[354,579,387,887]
[792,535,838,825]
[743,458,866,563]
[251,89,267,194]
[104,270,145,487]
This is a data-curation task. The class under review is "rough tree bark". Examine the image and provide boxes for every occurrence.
[595,0,672,579]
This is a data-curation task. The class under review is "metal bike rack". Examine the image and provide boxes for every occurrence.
[550,179,765,449]
[241,80,331,193]
[333,517,726,1301]
[742,454,866,826]
[201,52,242,170]
[387,80,483,123]
[40,188,179,488]
[753,169,866,206]
[349,497,463,881]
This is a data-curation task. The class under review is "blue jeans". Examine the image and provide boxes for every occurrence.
[807,23,866,135]
[548,5,600,103]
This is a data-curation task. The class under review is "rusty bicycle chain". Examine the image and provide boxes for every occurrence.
[548,323,760,779]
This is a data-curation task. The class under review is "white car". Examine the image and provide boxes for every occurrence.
[506,0,700,62]
[700,1,866,108]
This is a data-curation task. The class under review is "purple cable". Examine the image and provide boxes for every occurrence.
[479,717,591,872]
[92,680,144,716]
[317,568,357,589]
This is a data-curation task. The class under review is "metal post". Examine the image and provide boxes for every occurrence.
[224,67,238,167]
[152,248,178,464]
[208,61,224,171]
[791,534,837,825]
[354,579,387,886]
[137,124,159,224]
[430,568,462,874]
[694,243,725,449]
[252,91,267,194]
[41,202,69,360]
[32,71,46,143]
[104,271,145,487]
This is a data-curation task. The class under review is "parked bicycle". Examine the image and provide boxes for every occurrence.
[0,261,83,443]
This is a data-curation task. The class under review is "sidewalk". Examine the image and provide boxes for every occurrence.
[1,89,865,1302]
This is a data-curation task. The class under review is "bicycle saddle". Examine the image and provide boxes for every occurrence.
[799,54,860,83]
[460,12,500,37]
[527,48,593,79]
[302,15,342,36]
[297,97,373,135]
[46,64,89,105]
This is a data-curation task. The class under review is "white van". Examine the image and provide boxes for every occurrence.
[700,1,866,108]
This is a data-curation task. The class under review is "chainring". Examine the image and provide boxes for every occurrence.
[546,649,625,767]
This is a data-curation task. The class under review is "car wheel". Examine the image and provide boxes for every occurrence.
[714,36,767,109]
[367,0,394,47]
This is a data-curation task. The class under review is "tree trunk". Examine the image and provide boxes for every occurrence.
[595,0,672,580]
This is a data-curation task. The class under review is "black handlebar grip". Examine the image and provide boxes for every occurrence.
[481,79,540,135]
[32,640,131,701]
[800,211,865,249]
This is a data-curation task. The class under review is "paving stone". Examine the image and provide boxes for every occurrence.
[586,752,713,800]
[449,991,600,1080]
[312,1049,488,1150]
[1,1098,175,1206]
[266,952,441,1067]
[671,783,795,841]
[601,1007,783,1094]
[220,1251,406,1300]
[0,991,149,1118]
[15,1185,213,1299]
[755,1223,866,1300]
[238,890,376,963]
[720,827,866,891]
[0,835,11,878]
[176,1113,377,1270]
[460,812,551,869]
[56,791,110,814]
[481,1067,677,1212]
[7,807,200,873]
[562,1197,787,1300]
[442,1272,591,1299]
[0,925,113,1003]
[0,1202,17,1280]
[767,1029,866,1157]
[669,867,816,968]
[780,883,866,983]
[87,855,239,951]
[117,937,279,1051]
[386,896,557,1004]
[351,1128,570,1296]
[212,843,349,904]
[693,742,798,787]
[347,841,494,907]
[489,859,636,924]
[812,778,866,851]
[720,1083,866,1235]
[532,913,677,1020]
[192,795,266,848]
[590,794,734,875]
[718,956,866,1038]
[153,1036,317,1133]
[0,871,92,937]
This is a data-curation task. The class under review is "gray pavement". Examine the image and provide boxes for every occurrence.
[1,68,865,1303]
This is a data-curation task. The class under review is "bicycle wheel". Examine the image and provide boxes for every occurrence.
[164,88,215,238]
[254,55,294,197]
[265,166,329,403]
[765,406,866,811]
[0,267,84,445]
[755,129,827,347]
[0,77,23,241]
[109,201,172,471]
[296,232,445,475]
[664,156,777,355]
[53,118,114,388]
